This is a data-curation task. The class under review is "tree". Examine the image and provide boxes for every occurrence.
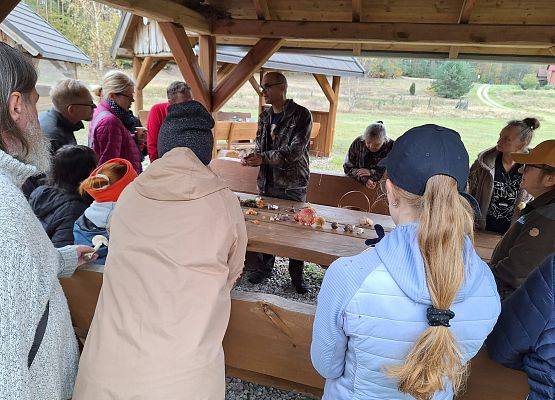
[432,61,475,99]
[409,82,416,95]
[520,74,539,90]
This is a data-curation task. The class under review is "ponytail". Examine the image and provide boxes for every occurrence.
[387,175,474,400]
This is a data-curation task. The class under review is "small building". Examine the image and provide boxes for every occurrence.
[537,65,555,86]
[0,2,91,81]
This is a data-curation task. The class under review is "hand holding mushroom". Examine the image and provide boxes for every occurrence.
[81,235,109,264]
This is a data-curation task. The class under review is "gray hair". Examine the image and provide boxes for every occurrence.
[167,81,192,100]
[50,79,91,111]
[505,117,540,146]
[0,43,37,156]
[363,121,387,141]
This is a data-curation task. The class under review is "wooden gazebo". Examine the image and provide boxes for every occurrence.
[111,13,365,156]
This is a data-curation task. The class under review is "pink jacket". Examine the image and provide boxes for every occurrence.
[73,148,247,400]
[89,100,143,174]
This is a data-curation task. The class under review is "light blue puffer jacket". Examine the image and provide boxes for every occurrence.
[311,223,501,400]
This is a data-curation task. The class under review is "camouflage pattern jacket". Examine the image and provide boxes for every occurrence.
[343,137,394,184]
[255,99,312,200]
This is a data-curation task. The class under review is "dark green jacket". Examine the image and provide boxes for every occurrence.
[255,99,312,199]
[491,188,555,298]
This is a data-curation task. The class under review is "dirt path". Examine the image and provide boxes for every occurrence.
[476,84,510,110]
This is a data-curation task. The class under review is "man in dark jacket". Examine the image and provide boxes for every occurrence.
[242,72,312,293]
[490,140,555,298]
[343,121,393,189]
[486,254,554,400]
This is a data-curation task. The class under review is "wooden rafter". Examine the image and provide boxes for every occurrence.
[313,74,335,104]
[94,0,210,34]
[458,0,478,24]
[217,63,236,83]
[159,22,211,109]
[135,56,155,90]
[212,38,284,112]
[249,76,262,96]
[199,35,217,92]
[352,0,362,23]
[253,0,272,20]
[135,59,169,90]
[0,0,19,23]
[211,20,555,48]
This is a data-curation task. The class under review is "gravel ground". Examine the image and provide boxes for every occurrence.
[226,377,318,400]
[234,257,325,305]
[227,257,325,399]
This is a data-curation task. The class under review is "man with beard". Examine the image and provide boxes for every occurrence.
[0,43,94,399]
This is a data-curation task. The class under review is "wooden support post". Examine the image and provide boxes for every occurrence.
[217,63,235,83]
[159,22,211,109]
[212,38,284,112]
[313,74,335,104]
[248,76,262,96]
[137,59,169,91]
[353,43,362,56]
[0,0,19,23]
[326,76,341,157]
[133,57,144,114]
[352,0,362,22]
[449,46,460,59]
[199,35,217,93]
[258,70,265,116]
[136,56,154,90]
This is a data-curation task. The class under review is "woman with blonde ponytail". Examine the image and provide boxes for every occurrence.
[312,125,501,400]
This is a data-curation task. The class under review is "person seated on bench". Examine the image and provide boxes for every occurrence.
[242,71,313,294]
[73,158,137,270]
[343,121,394,189]
[486,253,554,400]
[311,125,500,400]
[73,100,247,400]
[146,81,192,163]
[490,139,555,299]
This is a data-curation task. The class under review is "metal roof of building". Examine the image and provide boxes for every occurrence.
[1,2,91,65]
[200,45,365,77]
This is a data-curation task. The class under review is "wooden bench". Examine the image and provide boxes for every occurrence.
[60,273,529,400]
[209,157,389,214]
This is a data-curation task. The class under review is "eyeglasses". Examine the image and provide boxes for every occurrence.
[69,103,97,109]
[261,82,283,92]
[116,93,134,101]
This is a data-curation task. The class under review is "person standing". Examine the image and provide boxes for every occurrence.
[29,145,98,247]
[311,125,500,400]
[242,71,313,293]
[490,139,555,298]
[0,42,94,400]
[468,118,539,233]
[73,100,247,400]
[89,70,144,174]
[146,81,192,162]
[486,254,554,400]
[343,121,394,189]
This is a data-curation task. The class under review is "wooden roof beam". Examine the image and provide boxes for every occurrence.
[137,59,169,90]
[212,38,284,112]
[94,0,210,34]
[135,56,155,90]
[217,63,236,83]
[159,22,211,109]
[0,0,19,24]
[313,74,335,104]
[458,0,478,24]
[211,20,555,48]
[352,0,362,23]
[253,0,272,21]
[249,76,262,96]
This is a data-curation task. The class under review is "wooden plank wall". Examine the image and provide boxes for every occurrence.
[310,111,330,157]
[133,19,172,56]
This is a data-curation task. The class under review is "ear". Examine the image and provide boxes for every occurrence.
[543,172,555,189]
[7,92,24,124]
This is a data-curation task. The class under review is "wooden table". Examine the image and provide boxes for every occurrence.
[237,193,501,266]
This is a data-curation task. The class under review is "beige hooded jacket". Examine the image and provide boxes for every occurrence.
[73,148,247,400]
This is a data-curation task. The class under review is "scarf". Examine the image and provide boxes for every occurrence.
[107,99,140,133]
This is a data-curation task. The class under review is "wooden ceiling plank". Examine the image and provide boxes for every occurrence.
[352,0,362,22]
[253,0,272,20]
[211,20,555,48]
[0,0,19,24]
[213,38,284,112]
[158,22,211,109]
[94,0,210,34]
[458,0,478,24]
[313,74,335,104]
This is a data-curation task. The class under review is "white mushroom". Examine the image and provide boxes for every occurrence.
[83,235,109,261]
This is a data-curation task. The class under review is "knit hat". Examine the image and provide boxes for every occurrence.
[157,100,215,165]
[84,158,137,202]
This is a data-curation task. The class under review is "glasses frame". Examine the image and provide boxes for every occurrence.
[116,92,135,101]
[260,82,284,92]
[69,103,97,109]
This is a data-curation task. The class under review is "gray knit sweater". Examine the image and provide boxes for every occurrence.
[0,149,79,399]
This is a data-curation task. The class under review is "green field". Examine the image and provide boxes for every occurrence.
[53,65,555,169]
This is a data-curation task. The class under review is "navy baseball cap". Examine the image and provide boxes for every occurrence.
[378,124,469,195]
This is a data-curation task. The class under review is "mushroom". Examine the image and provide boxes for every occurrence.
[83,235,108,261]
[356,228,365,235]
[331,222,339,230]
[344,224,355,233]
[359,217,374,227]
[314,216,326,228]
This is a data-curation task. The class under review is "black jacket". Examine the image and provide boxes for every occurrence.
[39,109,83,154]
[29,185,90,248]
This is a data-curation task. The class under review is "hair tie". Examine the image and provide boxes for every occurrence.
[426,306,455,327]
[92,173,110,189]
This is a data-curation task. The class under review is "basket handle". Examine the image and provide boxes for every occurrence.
[338,191,371,213]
